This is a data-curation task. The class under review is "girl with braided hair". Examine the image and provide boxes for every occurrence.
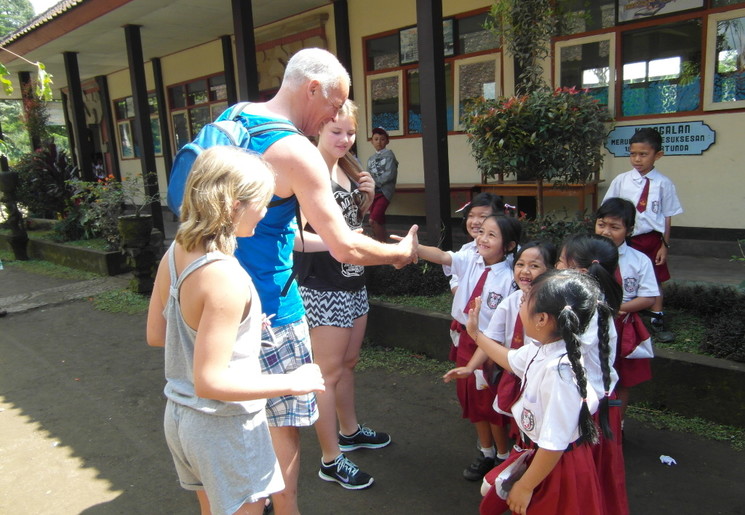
[559,234,629,515]
[467,269,603,515]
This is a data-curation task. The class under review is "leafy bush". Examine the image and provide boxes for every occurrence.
[520,209,594,247]
[663,282,745,362]
[464,87,612,184]
[14,144,77,218]
[366,261,450,297]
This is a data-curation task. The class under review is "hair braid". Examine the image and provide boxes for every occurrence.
[558,307,599,446]
[596,302,614,439]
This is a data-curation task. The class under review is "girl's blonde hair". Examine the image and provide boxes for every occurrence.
[175,146,275,255]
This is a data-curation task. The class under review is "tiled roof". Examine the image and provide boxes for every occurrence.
[0,0,86,46]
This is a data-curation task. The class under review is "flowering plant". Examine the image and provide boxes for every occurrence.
[63,173,159,249]
[464,87,612,185]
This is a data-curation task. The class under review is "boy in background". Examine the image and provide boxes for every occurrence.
[367,127,398,242]
[603,127,683,342]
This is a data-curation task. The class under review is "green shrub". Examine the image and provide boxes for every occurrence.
[663,282,745,363]
[14,144,77,219]
[366,261,450,297]
[520,209,594,247]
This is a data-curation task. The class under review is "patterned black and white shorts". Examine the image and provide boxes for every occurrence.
[300,286,369,329]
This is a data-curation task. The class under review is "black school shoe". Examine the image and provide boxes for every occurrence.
[318,454,374,490]
[463,452,498,481]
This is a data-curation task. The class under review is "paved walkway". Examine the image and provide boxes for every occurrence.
[1,247,744,514]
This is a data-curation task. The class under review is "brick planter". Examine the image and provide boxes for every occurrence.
[367,299,745,428]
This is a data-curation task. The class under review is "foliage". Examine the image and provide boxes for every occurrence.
[62,173,159,249]
[366,261,451,297]
[663,282,745,363]
[485,0,556,95]
[14,143,77,218]
[0,1,54,101]
[0,0,34,38]
[519,209,594,248]
[464,87,612,184]
[370,292,452,315]
[21,81,49,144]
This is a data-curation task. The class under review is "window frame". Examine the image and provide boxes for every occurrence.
[703,7,745,111]
[453,53,502,131]
[167,73,227,151]
[554,32,617,114]
[366,70,404,137]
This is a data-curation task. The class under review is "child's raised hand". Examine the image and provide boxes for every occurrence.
[287,364,326,394]
[465,296,482,338]
[443,366,473,383]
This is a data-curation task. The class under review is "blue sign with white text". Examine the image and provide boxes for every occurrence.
[605,122,716,157]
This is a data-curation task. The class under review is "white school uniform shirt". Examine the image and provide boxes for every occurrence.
[617,242,659,303]
[508,340,599,451]
[443,241,476,290]
[483,289,523,345]
[603,167,683,236]
[448,253,514,328]
[580,311,619,399]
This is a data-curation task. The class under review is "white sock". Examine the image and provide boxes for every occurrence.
[480,446,496,459]
[497,451,511,460]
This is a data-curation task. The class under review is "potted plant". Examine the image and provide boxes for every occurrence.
[66,172,159,250]
[464,87,612,214]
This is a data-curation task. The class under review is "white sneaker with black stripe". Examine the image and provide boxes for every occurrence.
[318,454,374,490]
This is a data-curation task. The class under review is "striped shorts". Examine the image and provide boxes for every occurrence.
[300,286,369,329]
[260,318,318,427]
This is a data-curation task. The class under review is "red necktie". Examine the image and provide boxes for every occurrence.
[464,267,491,314]
[510,314,524,349]
[614,265,622,285]
[636,176,650,212]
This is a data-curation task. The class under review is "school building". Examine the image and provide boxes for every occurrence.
[1,0,743,248]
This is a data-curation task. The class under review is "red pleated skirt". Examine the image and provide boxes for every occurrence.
[592,396,629,515]
[480,444,602,515]
[456,329,508,426]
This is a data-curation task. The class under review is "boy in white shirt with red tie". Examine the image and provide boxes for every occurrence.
[603,127,683,342]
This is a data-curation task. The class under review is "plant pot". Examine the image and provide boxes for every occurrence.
[0,170,19,195]
[117,214,153,248]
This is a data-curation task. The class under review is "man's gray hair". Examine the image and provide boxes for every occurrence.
[283,48,350,97]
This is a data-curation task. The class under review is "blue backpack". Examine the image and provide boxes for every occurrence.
[166,102,300,216]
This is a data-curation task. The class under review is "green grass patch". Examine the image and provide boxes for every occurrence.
[627,403,745,452]
[357,344,452,376]
[654,308,707,355]
[369,292,452,314]
[0,250,97,280]
[1,228,112,251]
[90,288,149,314]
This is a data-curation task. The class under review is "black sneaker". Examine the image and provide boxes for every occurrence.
[463,452,496,481]
[318,454,374,490]
[338,425,391,451]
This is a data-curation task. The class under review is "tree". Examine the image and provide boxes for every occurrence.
[0,0,34,38]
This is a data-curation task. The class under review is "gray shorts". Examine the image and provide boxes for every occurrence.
[300,286,369,329]
[163,401,284,515]
[260,318,319,427]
